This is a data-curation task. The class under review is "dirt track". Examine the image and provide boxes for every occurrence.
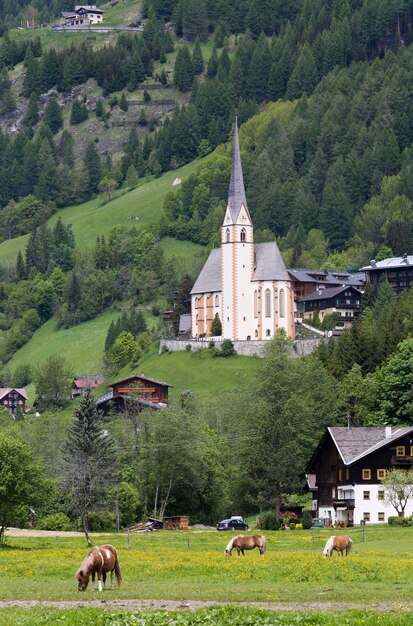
[0,600,412,611]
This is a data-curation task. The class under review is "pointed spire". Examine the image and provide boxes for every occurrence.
[227,117,250,223]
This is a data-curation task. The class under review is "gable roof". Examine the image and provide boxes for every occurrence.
[328,426,413,465]
[108,374,173,388]
[190,241,290,295]
[226,118,251,225]
[361,256,413,271]
[0,388,28,401]
[73,376,104,389]
[288,268,365,287]
[299,286,362,303]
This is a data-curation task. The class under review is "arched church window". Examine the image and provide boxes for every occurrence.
[265,289,271,317]
[254,290,258,318]
[215,295,219,307]
[279,289,285,318]
[266,329,271,337]
[240,228,246,242]
[226,228,230,242]
[255,330,258,338]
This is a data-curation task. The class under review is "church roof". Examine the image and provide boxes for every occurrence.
[253,241,290,282]
[227,119,251,224]
[190,242,289,295]
[190,248,221,294]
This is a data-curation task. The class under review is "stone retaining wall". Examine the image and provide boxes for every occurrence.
[159,337,323,358]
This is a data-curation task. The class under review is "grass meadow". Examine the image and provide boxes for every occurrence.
[1,526,413,624]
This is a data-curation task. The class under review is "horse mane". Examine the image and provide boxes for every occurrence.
[75,547,99,579]
[225,536,237,553]
[323,536,335,555]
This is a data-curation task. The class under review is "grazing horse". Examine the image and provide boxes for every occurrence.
[323,535,352,557]
[225,534,266,556]
[75,544,122,591]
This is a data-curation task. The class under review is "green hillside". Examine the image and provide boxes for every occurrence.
[0,159,206,269]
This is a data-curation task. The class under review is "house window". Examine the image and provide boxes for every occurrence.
[215,295,219,307]
[279,289,285,318]
[363,512,370,522]
[362,469,371,480]
[378,490,384,500]
[411,446,413,457]
[338,469,342,481]
[378,512,385,522]
[254,290,258,318]
[363,491,370,500]
[396,446,405,457]
[226,228,230,242]
[345,469,350,481]
[377,469,386,480]
[240,228,246,242]
[265,289,271,317]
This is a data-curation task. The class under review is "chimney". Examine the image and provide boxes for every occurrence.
[385,426,392,439]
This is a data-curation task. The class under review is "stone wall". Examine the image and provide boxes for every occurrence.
[159,337,323,358]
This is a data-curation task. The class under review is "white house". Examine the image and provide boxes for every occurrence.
[190,120,295,342]
[307,426,413,525]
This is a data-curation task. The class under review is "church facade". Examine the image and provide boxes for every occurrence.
[190,121,295,341]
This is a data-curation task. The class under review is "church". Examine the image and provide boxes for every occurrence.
[190,120,295,342]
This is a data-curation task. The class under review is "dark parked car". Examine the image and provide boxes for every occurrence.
[216,516,249,531]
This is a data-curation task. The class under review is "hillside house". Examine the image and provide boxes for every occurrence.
[0,388,28,415]
[72,376,104,397]
[96,374,172,414]
[298,286,362,330]
[61,5,104,25]
[190,119,295,341]
[307,426,413,525]
[361,254,413,294]
[288,269,365,319]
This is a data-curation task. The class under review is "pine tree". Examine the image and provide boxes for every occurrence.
[105,319,117,352]
[24,92,39,131]
[84,142,102,193]
[44,94,63,134]
[206,46,218,78]
[192,40,204,75]
[70,99,88,125]
[16,249,26,280]
[174,46,194,92]
[63,388,116,544]
[120,92,128,111]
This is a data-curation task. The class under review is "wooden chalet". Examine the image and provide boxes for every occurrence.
[61,5,104,25]
[361,254,413,294]
[0,387,28,415]
[96,373,172,414]
[307,426,413,526]
[72,376,104,397]
[298,285,362,331]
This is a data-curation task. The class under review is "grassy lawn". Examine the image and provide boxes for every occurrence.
[4,310,120,376]
[1,525,413,606]
[103,0,142,26]
[0,159,206,269]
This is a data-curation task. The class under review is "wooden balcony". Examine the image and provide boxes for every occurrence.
[333,498,355,509]
[391,455,413,466]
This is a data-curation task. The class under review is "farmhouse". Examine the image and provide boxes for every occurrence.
[307,426,413,526]
[190,120,295,341]
[96,373,172,414]
[298,285,362,330]
[0,387,28,415]
[361,254,413,294]
[61,5,104,25]
[72,376,104,398]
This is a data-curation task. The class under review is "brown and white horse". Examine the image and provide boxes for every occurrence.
[225,534,266,556]
[75,544,122,591]
[323,535,352,557]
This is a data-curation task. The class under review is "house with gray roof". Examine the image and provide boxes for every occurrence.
[298,285,362,331]
[361,254,413,294]
[307,426,413,525]
[190,120,295,341]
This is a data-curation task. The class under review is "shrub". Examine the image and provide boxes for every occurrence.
[88,511,116,531]
[161,344,169,354]
[185,344,192,351]
[261,512,280,530]
[295,523,303,530]
[302,510,313,529]
[289,522,296,530]
[39,513,72,531]
[388,515,413,526]
[220,339,236,357]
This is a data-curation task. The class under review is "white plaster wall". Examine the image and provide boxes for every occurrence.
[222,242,234,339]
[353,484,413,525]
[236,239,255,340]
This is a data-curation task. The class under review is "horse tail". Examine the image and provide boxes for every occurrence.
[114,554,122,586]
[347,537,353,554]
[261,535,267,554]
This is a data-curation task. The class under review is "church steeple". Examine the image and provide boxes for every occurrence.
[226,118,252,225]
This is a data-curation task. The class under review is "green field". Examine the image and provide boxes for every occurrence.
[0,160,205,269]
[1,525,413,623]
